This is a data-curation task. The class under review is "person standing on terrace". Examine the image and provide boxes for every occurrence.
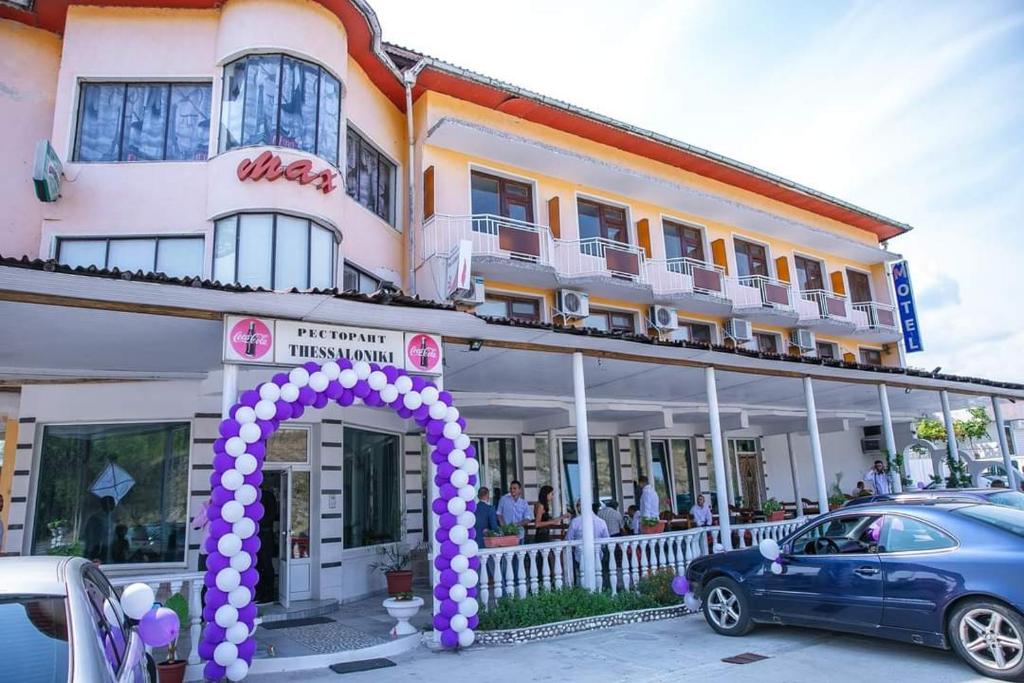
[638,476,660,521]
[497,480,533,543]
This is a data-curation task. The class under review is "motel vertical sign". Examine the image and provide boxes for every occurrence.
[891,260,923,353]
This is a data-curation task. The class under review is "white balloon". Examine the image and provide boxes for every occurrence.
[280,383,300,403]
[353,361,371,380]
[380,385,399,403]
[458,598,479,617]
[458,629,475,648]
[758,538,780,562]
[454,434,471,450]
[448,525,469,545]
[222,501,244,523]
[458,485,475,501]
[447,497,466,515]
[216,568,241,592]
[459,542,478,560]
[394,375,413,394]
[444,406,460,423]
[235,453,257,476]
[448,583,468,602]
[226,620,249,643]
[258,382,281,402]
[221,469,244,491]
[234,484,258,506]
[229,551,252,572]
[228,587,251,610]
[684,593,701,612]
[448,449,466,468]
[233,517,256,539]
[442,422,462,440]
[420,386,439,405]
[428,402,448,420]
[226,660,249,682]
[770,561,783,575]
[456,512,476,528]
[234,407,256,425]
[367,371,387,391]
[288,367,310,387]
[239,422,262,444]
[214,641,238,666]
[458,569,478,588]
[214,604,239,628]
[450,554,469,573]
[218,533,242,557]
[308,371,329,392]
[225,437,246,457]
[450,614,469,633]
[339,369,358,389]
[462,458,480,476]
[451,470,469,488]
[403,392,423,410]
[254,400,276,421]
[120,583,155,620]
[321,360,341,380]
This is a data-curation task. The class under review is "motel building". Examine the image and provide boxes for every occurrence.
[1,0,1024,677]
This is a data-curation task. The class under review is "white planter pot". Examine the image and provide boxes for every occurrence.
[382,596,424,637]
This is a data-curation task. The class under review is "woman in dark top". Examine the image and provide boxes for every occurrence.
[532,485,564,543]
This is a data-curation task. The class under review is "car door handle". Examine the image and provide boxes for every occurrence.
[854,566,879,576]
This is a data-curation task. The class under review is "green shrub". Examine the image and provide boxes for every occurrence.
[635,569,683,607]
[477,583,674,631]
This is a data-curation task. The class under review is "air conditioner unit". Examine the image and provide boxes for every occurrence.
[860,437,882,454]
[725,318,752,342]
[648,305,678,331]
[790,328,815,351]
[453,276,485,306]
[557,289,590,319]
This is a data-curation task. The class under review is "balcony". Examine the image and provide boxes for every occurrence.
[797,289,857,335]
[422,214,557,288]
[851,301,902,343]
[553,237,650,299]
[731,275,799,325]
[647,257,731,313]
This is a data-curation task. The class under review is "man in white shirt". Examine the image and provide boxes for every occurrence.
[596,500,624,536]
[690,494,713,527]
[864,460,892,496]
[566,502,610,562]
[638,476,660,521]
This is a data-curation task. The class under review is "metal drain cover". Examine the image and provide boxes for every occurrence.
[722,652,770,664]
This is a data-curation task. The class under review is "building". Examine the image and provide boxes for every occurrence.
[1,0,1022,667]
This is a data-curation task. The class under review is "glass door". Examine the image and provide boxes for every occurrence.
[277,469,291,608]
[561,439,616,510]
[728,438,765,509]
[286,470,311,604]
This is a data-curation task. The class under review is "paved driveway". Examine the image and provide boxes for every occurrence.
[248,614,989,682]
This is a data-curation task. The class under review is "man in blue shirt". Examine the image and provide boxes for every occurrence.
[496,480,533,543]
[474,486,499,540]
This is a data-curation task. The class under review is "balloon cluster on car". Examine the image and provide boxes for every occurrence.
[198,360,478,681]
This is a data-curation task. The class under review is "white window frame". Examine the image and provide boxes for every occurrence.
[659,214,711,264]
[53,233,207,277]
[792,250,830,293]
[730,233,776,280]
[750,329,784,354]
[844,265,875,303]
[674,317,719,345]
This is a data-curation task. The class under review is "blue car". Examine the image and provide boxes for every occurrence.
[685,502,1024,680]
[843,488,1024,511]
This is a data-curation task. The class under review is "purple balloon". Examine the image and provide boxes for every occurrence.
[242,536,261,555]
[383,366,399,382]
[219,420,240,438]
[439,599,458,618]
[272,372,289,386]
[671,575,689,596]
[204,535,219,554]
[139,607,178,648]
[240,390,260,407]
[439,484,458,500]
[434,528,448,544]
[203,571,218,589]
[440,541,459,559]
[365,392,383,407]
[205,589,228,610]
[438,391,453,406]
[303,361,320,373]
[210,519,232,538]
[206,552,229,574]
[274,400,291,420]
[244,470,264,487]
[440,569,458,587]
[324,380,343,400]
[413,405,431,421]
[246,502,265,522]
[291,403,305,419]
[465,445,477,460]
[467,586,478,598]
[312,393,329,409]
[433,614,451,632]
[353,380,371,398]
[213,453,234,474]
[248,442,266,459]
[197,640,216,662]
[396,406,413,418]
[435,438,454,454]
[237,602,257,624]
[468,475,478,486]
[439,513,457,529]
[440,629,459,649]
[468,556,480,571]
[426,421,445,437]
[241,569,258,588]
[457,417,467,431]
[338,390,355,407]
[213,437,227,454]
[337,358,353,370]
[257,419,275,439]
[434,555,451,571]
[467,615,479,630]
[468,528,476,540]
[465,501,477,512]
[203,661,226,682]
[411,376,427,392]
[298,386,316,405]
[202,623,226,643]
[431,499,448,516]
[211,488,233,506]
[202,604,216,623]
[209,471,223,489]
[237,637,256,664]
[426,431,441,446]
[430,450,447,465]
[433,584,450,601]
[438,462,456,478]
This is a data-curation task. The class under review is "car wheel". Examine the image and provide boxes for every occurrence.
[949,600,1024,681]
[702,576,754,636]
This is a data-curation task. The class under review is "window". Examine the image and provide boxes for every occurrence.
[345,127,396,225]
[847,269,873,303]
[31,422,190,565]
[577,198,628,244]
[631,439,694,513]
[342,262,381,294]
[860,348,883,366]
[662,220,705,261]
[816,341,838,360]
[790,514,880,555]
[74,82,211,162]
[213,213,336,289]
[734,238,769,278]
[219,54,340,165]
[470,171,534,223]
[1007,426,1017,456]
[83,566,129,675]
[632,439,671,512]
[2,595,70,682]
[673,320,714,344]
[584,309,635,333]
[794,255,825,291]
[476,295,542,322]
[343,427,400,548]
[56,236,203,278]
[562,439,616,509]
[754,332,781,354]
[956,504,1024,538]
[471,437,518,498]
[879,515,956,553]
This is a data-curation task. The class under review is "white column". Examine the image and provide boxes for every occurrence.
[547,428,562,516]
[642,429,655,502]
[785,433,803,516]
[878,383,902,493]
[221,363,239,418]
[705,367,732,550]
[572,352,596,590]
[940,390,959,462]
[803,376,829,513]
[993,397,1019,489]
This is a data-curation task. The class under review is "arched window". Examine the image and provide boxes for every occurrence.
[213,213,336,290]
[219,54,341,165]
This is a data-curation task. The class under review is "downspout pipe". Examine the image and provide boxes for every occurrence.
[404,60,428,297]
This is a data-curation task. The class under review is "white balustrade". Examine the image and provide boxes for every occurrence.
[735,274,795,310]
[553,237,648,282]
[852,301,898,332]
[110,571,205,665]
[799,289,850,321]
[422,214,554,265]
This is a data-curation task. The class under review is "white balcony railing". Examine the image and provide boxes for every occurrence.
[110,571,204,664]
[852,301,899,332]
[647,257,727,297]
[553,237,647,282]
[476,518,807,610]
[734,274,794,309]
[422,214,554,266]
[799,289,850,321]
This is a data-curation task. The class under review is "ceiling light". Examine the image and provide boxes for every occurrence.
[468,339,483,352]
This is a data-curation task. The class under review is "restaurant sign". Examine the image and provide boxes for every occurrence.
[223,315,443,375]
[236,150,337,194]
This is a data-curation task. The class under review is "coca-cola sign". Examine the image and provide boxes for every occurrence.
[236,150,337,194]
[227,317,273,361]
[406,333,442,373]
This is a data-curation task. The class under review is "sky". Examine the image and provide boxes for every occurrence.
[370,0,1024,383]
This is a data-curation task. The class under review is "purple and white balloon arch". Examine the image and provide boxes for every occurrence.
[199,359,479,681]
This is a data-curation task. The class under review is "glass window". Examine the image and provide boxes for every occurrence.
[345,127,396,225]
[663,220,705,261]
[794,255,825,291]
[343,427,400,548]
[213,213,336,289]
[585,309,634,333]
[755,332,780,354]
[471,437,517,499]
[632,439,670,512]
[83,572,128,675]
[846,270,873,303]
[1,595,70,683]
[75,82,211,162]
[266,428,308,463]
[879,515,956,553]
[31,422,190,564]
[673,321,713,344]
[860,348,883,366]
[470,171,534,225]
[577,199,627,244]
[734,239,769,278]
[670,439,696,512]
[816,341,837,360]
[57,236,203,277]
[219,54,340,163]
[790,514,880,555]
[562,439,616,509]
[476,296,541,322]
[955,504,1024,538]
[342,262,380,294]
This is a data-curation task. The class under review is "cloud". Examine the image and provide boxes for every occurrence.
[915,274,961,311]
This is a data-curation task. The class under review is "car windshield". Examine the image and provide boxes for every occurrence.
[985,490,1024,511]
[1,595,70,683]
[956,504,1024,538]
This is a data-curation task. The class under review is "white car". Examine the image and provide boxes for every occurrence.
[0,556,154,682]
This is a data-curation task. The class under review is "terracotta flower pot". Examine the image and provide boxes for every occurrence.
[484,534,520,548]
[157,660,186,683]
[640,521,666,535]
[767,510,786,522]
[385,569,413,596]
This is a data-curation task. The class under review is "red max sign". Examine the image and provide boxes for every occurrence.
[236,150,337,194]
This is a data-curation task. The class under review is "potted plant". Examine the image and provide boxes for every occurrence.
[761,498,785,522]
[371,544,414,596]
[483,523,521,548]
[381,591,424,637]
[639,516,666,534]
[827,473,847,511]
[157,593,188,683]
